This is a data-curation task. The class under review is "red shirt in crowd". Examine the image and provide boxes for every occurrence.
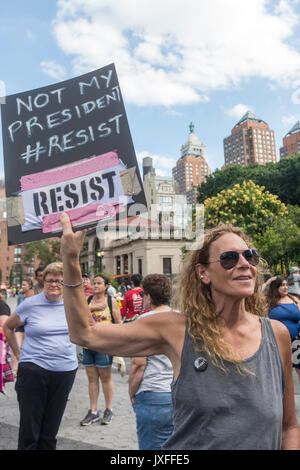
[121,288,146,319]
[84,284,94,297]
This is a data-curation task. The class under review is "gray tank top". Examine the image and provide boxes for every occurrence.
[162,317,284,450]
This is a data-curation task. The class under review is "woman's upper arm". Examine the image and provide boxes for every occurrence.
[0,315,9,328]
[86,312,183,358]
[3,312,24,330]
[271,320,300,429]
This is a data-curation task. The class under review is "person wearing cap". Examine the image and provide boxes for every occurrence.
[288,267,300,299]
[82,274,93,297]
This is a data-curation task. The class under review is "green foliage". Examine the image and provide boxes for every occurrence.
[198,153,300,205]
[204,180,287,237]
[254,212,300,273]
[23,239,61,267]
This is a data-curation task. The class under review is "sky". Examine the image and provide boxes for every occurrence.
[1,0,300,180]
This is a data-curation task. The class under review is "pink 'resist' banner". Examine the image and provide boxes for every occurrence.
[20,151,119,191]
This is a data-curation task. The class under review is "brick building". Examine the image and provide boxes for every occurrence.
[280,121,300,159]
[0,180,36,288]
[223,111,277,167]
[172,122,210,204]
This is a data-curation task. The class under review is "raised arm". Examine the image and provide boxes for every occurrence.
[59,213,182,359]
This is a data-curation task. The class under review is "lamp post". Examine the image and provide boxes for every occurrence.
[96,250,104,273]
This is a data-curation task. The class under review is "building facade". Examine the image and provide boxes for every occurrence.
[280,121,300,159]
[172,123,210,204]
[79,156,192,281]
[0,180,37,288]
[223,111,277,168]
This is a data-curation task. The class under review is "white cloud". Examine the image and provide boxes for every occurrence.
[52,0,300,106]
[226,104,255,120]
[136,150,176,176]
[40,60,67,81]
[281,113,300,130]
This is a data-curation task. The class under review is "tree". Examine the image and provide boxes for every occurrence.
[204,180,287,238]
[9,267,14,288]
[198,154,300,205]
[254,215,300,274]
[23,239,61,267]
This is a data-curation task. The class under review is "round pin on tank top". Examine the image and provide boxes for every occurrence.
[194,357,208,372]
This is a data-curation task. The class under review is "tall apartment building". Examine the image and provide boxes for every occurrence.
[223,111,277,168]
[172,123,210,204]
[143,157,188,230]
[279,121,300,159]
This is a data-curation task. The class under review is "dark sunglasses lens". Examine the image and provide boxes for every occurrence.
[244,250,260,266]
[220,251,239,269]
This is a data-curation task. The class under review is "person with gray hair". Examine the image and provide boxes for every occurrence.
[129,274,174,450]
[3,262,78,450]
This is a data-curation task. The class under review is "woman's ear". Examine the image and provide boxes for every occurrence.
[195,264,210,286]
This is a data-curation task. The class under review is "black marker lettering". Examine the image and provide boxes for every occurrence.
[39,192,49,215]
[33,192,41,216]
[102,171,116,198]
[50,188,58,213]
[64,183,79,209]
[89,176,104,201]
[81,180,88,204]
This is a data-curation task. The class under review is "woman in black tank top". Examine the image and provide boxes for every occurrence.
[60,214,300,450]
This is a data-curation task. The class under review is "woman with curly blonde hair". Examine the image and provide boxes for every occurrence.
[173,224,268,370]
[60,214,300,450]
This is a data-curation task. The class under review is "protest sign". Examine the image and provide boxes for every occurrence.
[1,63,146,245]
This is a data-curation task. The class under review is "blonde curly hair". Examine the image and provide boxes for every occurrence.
[173,224,267,371]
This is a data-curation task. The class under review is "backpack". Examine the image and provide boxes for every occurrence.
[87,295,115,323]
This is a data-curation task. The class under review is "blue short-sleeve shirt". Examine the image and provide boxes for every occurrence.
[15,292,78,371]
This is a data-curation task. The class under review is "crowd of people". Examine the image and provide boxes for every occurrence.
[1,216,300,450]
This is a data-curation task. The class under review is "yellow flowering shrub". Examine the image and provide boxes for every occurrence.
[204,180,287,236]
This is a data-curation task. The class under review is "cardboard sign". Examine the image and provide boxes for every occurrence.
[1,63,146,244]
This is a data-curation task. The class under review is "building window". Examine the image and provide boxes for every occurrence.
[163,258,172,276]
[138,259,142,276]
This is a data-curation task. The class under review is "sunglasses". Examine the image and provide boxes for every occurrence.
[206,249,260,270]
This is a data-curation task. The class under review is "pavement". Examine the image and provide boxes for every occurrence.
[1,296,300,451]
[0,296,138,451]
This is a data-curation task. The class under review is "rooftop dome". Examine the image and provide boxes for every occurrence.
[284,121,300,138]
[234,110,267,128]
